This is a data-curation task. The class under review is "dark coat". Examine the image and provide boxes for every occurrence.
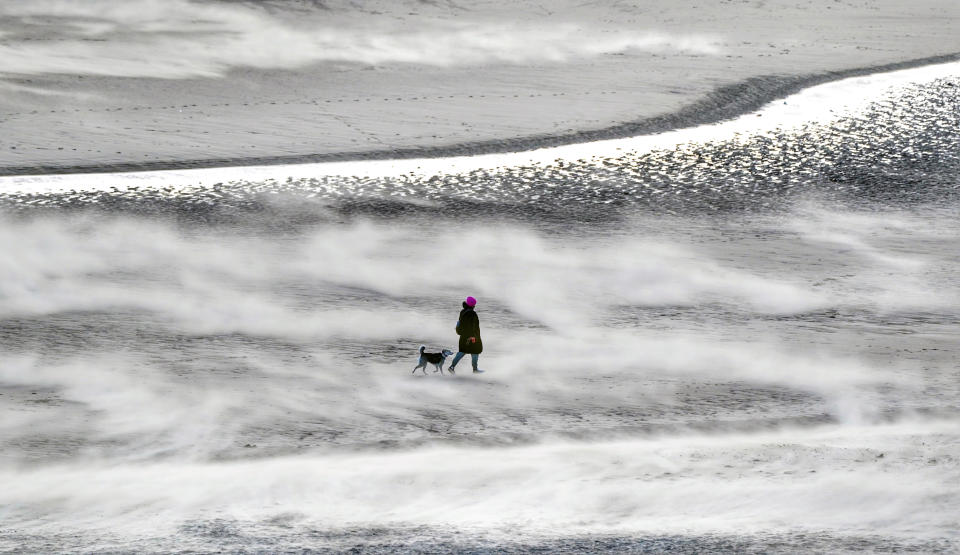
[456,305,483,354]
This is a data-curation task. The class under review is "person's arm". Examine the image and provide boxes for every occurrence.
[466,312,479,342]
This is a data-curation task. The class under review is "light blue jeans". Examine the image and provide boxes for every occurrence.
[450,352,479,370]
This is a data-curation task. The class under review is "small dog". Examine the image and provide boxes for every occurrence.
[413,345,454,375]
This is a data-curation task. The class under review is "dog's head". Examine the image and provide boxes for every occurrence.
[440,349,453,358]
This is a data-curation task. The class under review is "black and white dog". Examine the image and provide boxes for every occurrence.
[413,345,454,375]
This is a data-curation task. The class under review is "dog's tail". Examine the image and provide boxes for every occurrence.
[419,345,426,354]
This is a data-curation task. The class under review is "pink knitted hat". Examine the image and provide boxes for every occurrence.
[464,296,477,307]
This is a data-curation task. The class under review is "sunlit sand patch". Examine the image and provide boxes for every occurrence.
[1,60,957,211]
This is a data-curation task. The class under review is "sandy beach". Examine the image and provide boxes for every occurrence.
[1,0,958,176]
[3,2,960,552]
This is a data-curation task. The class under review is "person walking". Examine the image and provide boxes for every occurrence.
[449,296,483,374]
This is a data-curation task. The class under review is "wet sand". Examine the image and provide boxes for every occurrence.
[2,4,960,551]
[1,0,958,176]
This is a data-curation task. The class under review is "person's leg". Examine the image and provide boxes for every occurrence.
[449,352,465,370]
[471,353,479,371]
